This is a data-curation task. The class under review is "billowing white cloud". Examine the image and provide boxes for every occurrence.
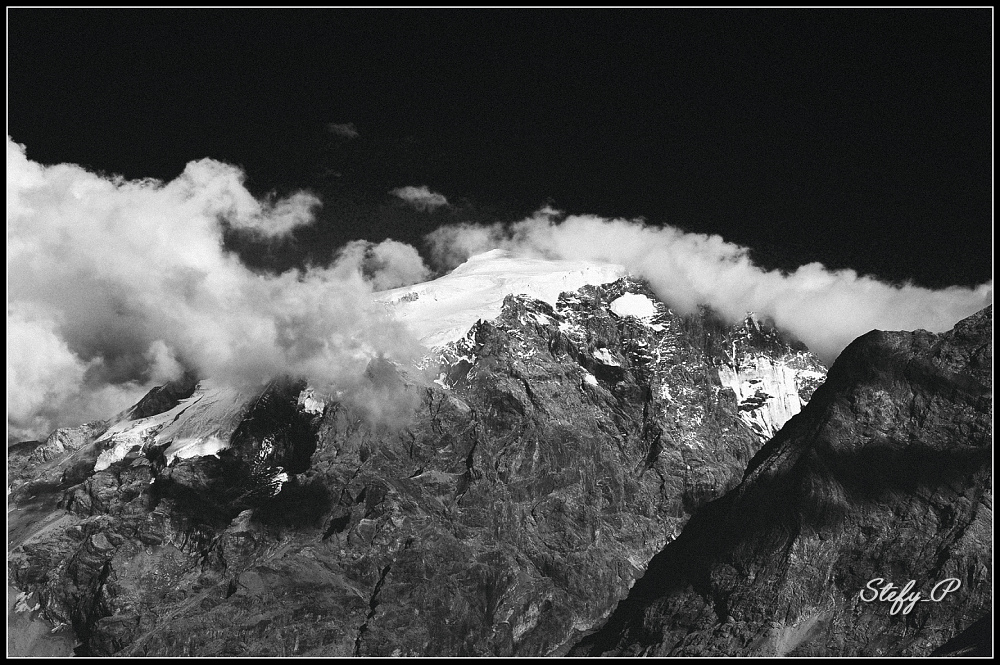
[425,208,992,366]
[327,122,359,139]
[10,136,990,442]
[390,185,449,211]
[8,304,92,441]
[7,137,429,441]
[335,239,432,291]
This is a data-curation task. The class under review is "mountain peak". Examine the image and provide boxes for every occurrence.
[9,271,830,657]
[375,250,627,349]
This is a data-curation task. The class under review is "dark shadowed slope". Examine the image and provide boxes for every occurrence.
[572,306,992,657]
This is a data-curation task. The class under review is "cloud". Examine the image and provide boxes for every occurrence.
[334,239,432,291]
[7,137,430,441]
[425,208,993,366]
[8,304,92,441]
[10,137,990,443]
[390,185,449,211]
[327,122,359,139]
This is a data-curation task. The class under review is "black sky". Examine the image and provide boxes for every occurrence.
[7,8,993,288]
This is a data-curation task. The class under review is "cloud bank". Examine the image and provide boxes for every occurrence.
[426,208,992,366]
[8,141,990,442]
[390,185,449,211]
[7,137,428,441]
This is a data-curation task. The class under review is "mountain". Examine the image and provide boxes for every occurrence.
[570,306,992,657]
[7,252,826,657]
[374,249,628,349]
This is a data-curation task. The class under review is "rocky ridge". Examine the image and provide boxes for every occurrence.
[8,275,825,656]
[571,306,992,657]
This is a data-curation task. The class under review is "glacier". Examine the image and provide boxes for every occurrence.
[374,249,627,349]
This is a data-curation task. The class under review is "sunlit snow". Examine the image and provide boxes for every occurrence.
[592,348,621,367]
[609,292,658,321]
[717,357,803,441]
[297,388,326,415]
[163,435,229,465]
[93,380,250,472]
[376,249,626,349]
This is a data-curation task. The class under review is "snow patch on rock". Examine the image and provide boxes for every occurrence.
[593,348,621,367]
[94,415,171,472]
[531,312,553,325]
[609,292,658,321]
[718,357,805,441]
[163,435,229,466]
[297,388,326,415]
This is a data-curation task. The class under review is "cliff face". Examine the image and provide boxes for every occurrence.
[571,306,992,657]
[716,314,826,442]
[7,277,824,657]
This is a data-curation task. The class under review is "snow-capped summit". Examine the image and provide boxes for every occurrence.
[375,249,627,349]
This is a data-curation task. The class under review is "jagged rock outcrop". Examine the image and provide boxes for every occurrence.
[8,421,108,485]
[125,372,199,421]
[570,306,992,657]
[8,277,825,656]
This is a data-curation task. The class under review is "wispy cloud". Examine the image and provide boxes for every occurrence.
[426,208,993,366]
[390,185,449,211]
[327,122,359,139]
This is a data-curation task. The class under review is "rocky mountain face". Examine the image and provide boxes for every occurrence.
[714,313,825,442]
[7,277,825,657]
[571,306,992,657]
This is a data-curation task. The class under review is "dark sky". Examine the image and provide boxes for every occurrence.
[7,8,993,287]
